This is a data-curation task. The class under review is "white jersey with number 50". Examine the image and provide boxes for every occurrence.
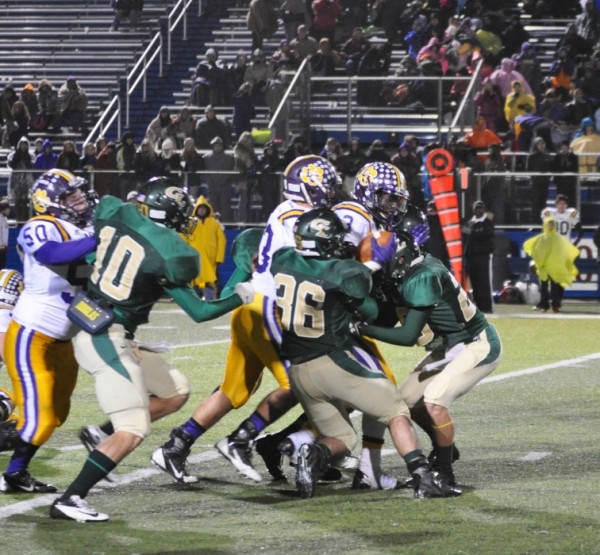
[12,216,92,340]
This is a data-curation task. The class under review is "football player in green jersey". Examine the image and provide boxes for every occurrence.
[352,231,503,487]
[272,208,460,500]
[50,177,254,523]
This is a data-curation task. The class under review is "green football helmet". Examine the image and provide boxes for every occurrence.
[294,208,347,259]
[136,177,193,233]
[388,230,421,281]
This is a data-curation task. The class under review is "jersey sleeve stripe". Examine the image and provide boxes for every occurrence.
[30,216,72,241]
[278,209,305,225]
[334,202,372,221]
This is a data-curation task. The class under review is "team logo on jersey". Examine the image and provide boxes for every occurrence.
[164,186,188,208]
[31,188,51,214]
[299,164,324,187]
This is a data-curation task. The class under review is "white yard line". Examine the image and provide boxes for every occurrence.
[1,351,598,519]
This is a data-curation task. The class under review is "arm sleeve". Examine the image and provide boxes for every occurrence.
[220,267,252,298]
[361,306,433,346]
[34,235,96,265]
[354,296,379,322]
[165,284,242,323]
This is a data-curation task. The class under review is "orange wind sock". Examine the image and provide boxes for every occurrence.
[425,148,464,286]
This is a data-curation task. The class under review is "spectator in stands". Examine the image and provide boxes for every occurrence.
[282,134,309,166]
[356,42,392,106]
[7,101,30,148]
[548,49,576,104]
[182,137,206,199]
[194,105,230,150]
[537,89,570,149]
[37,79,60,131]
[232,82,256,139]
[527,137,553,218]
[311,0,342,44]
[256,140,283,218]
[20,84,38,122]
[171,107,196,148]
[111,0,143,32]
[146,106,176,150]
[474,78,504,133]
[391,141,425,211]
[116,129,137,196]
[56,140,80,173]
[311,37,342,76]
[247,0,279,50]
[271,39,301,75]
[0,85,17,146]
[95,141,119,197]
[33,137,44,157]
[338,137,366,192]
[575,63,600,109]
[281,0,312,42]
[570,116,600,176]
[514,105,554,152]
[33,138,57,171]
[80,142,97,185]
[504,80,536,130]
[290,24,319,60]
[158,138,182,180]
[552,140,579,201]
[244,49,273,90]
[565,88,593,129]
[417,37,449,75]
[57,77,87,133]
[203,136,235,222]
[95,136,107,157]
[463,116,502,166]
[342,27,371,75]
[515,42,543,102]
[557,23,592,62]
[226,52,249,102]
[7,137,34,222]
[474,13,504,66]
[489,58,534,98]
[482,143,507,224]
[190,48,227,107]
[365,139,390,163]
[501,14,531,58]
[233,132,259,222]
[575,0,600,48]
[373,0,403,43]
[319,137,343,169]
[404,15,430,61]
[133,138,160,188]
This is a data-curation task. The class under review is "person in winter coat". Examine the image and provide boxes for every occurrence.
[232,82,256,139]
[247,0,279,50]
[185,195,226,300]
[515,42,543,101]
[256,140,283,219]
[311,0,342,44]
[181,137,206,199]
[171,107,197,148]
[145,106,176,149]
[338,137,367,193]
[342,27,371,75]
[474,78,504,133]
[79,142,98,185]
[56,140,80,173]
[527,137,553,220]
[190,48,227,107]
[57,77,87,132]
[7,137,34,221]
[158,137,182,180]
[133,138,161,187]
[33,139,57,171]
[233,131,258,222]
[463,116,502,164]
[203,136,235,222]
[116,129,137,196]
[95,141,119,198]
[36,79,59,132]
[570,116,600,175]
[488,58,533,98]
[194,105,230,150]
[504,80,536,130]
[391,141,425,210]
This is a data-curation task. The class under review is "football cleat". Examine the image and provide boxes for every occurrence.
[319,467,342,482]
[0,470,57,494]
[255,435,286,482]
[295,443,330,499]
[50,495,109,522]
[411,466,462,498]
[79,426,116,482]
[151,427,198,484]
[350,469,401,490]
[216,437,262,482]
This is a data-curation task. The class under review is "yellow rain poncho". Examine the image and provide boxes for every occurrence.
[523,217,580,287]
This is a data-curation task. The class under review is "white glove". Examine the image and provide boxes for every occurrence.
[234,281,255,305]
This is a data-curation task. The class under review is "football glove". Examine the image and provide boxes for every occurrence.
[234,281,255,305]
[348,320,367,337]
[369,233,398,268]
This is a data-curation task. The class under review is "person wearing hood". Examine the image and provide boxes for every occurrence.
[116,130,137,195]
[365,139,390,163]
[504,80,536,130]
[57,77,87,133]
[417,37,449,75]
[515,42,543,101]
[33,139,57,171]
[7,137,34,222]
[474,15,503,65]
[158,137,182,181]
[185,196,226,300]
[145,106,176,150]
[194,105,230,150]
[463,116,502,161]
[488,58,533,98]
[20,84,39,121]
[36,80,59,132]
[570,116,600,174]
[243,49,273,89]
[257,140,283,218]
[474,78,504,133]
[171,107,196,148]
[524,217,580,313]
[0,85,17,146]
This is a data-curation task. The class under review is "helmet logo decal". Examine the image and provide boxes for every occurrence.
[308,217,334,237]
[164,186,187,208]
[357,165,377,186]
[32,188,51,214]
[300,164,324,187]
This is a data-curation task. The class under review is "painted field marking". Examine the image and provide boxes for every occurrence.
[519,452,552,462]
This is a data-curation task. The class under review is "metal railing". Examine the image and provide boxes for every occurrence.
[447,58,484,139]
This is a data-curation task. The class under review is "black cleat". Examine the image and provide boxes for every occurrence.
[295,443,330,499]
[0,470,57,494]
[255,435,286,481]
[152,427,198,483]
[411,466,462,498]
[216,437,262,482]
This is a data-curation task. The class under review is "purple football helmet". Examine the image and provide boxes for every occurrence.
[283,155,338,208]
[30,169,93,228]
[353,162,409,227]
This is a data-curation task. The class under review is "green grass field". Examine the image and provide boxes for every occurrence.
[1,300,599,555]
